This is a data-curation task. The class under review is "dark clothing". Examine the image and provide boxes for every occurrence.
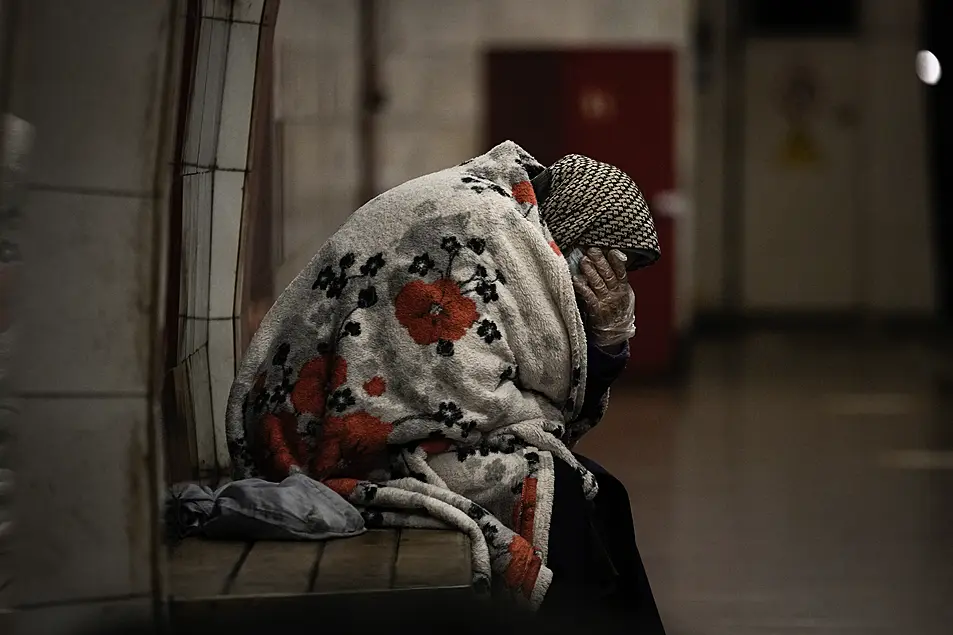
[579,339,629,420]
[543,455,666,633]
[541,329,665,632]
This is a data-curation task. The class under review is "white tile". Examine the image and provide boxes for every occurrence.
[183,18,230,168]
[313,123,360,190]
[275,0,357,48]
[16,191,154,394]
[12,0,170,193]
[202,0,233,20]
[379,0,482,54]
[581,0,688,44]
[377,121,477,191]
[208,320,236,469]
[483,0,589,44]
[481,0,690,45]
[181,311,210,362]
[233,0,266,23]
[315,0,360,45]
[180,170,214,345]
[13,397,153,605]
[13,598,151,635]
[216,23,261,171]
[274,43,358,120]
[279,120,359,206]
[208,170,244,319]
[380,51,480,122]
[200,0,266,23]
[186,344,218,473]
[278,122,323,207]
[201,0,268,24]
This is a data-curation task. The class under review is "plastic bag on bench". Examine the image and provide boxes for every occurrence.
[166,474,366,542]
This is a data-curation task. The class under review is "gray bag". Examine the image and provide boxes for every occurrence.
[166,474,366,541]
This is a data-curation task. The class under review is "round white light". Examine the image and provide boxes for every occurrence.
[916,50,941,85]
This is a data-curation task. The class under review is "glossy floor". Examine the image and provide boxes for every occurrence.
[576,332,953,635]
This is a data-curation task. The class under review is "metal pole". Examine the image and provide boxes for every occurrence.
[358,0,381,207]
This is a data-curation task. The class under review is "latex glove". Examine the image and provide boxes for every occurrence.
[571,248,636,348]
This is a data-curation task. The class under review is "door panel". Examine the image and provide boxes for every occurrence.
[562,50,676,203]
[485,51,565,168]
[742,39,860,310]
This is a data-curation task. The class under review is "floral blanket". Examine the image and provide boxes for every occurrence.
[226,141,603,607]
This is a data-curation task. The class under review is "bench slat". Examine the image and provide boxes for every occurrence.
[169,540,249,598]
[394,529,472,589]
[228,541,323,596]
[170,528,474,610]
[313,529,397,593]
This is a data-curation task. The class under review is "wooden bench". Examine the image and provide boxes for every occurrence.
[168,528,473,626]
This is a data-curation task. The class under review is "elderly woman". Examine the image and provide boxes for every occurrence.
[226,142,664,632]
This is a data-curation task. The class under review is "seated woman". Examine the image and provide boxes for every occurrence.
[225,142,664,633]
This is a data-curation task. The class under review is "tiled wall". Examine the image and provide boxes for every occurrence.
[694,0,935,314]
[858,1,933,312]
[7,1,175,632]
[0,118,33,621]
[173,0,265,478]
[273,0,360,289]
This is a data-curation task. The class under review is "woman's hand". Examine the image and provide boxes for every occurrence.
[572,248,636,348]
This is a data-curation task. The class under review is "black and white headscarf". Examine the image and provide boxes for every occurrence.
[533,154,661,270]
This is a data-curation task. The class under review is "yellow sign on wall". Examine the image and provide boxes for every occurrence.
[779,127,821,168]
[778,64,822,169]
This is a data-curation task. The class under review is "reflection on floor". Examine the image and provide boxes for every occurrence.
[576,332,953,635]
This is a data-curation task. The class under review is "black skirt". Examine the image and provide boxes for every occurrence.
[540,453,666,634]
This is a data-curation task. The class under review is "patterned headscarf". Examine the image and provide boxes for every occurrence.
[533,154,661,270]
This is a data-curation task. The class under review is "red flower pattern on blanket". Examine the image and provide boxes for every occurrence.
[258,411,309,479]
[362,375,386,396]
[291,354,347,417]
[504,535,544,599]
[512,476,539,543]
[394,278,478,345]
[392,234,506,357]
[512,180,537,205]
[311,411,394,478]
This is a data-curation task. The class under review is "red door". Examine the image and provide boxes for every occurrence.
[486,49,677,376]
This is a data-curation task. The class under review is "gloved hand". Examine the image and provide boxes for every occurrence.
[571,247,636,348]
